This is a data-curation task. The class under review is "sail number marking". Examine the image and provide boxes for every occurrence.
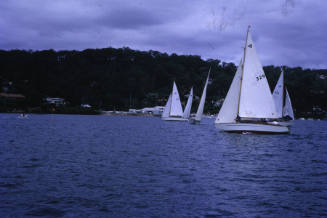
[256,74,266,81]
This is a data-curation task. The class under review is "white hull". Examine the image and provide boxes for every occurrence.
[189,118,200,124]
[268,120,293,127]
[18,114,28,119]
[216,122,289,134]
[162,117,188,122]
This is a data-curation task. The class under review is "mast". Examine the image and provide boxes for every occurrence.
[236,25,251,118]
[281,67,285,117]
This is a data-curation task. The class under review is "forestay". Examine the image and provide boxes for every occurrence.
[239,31,278,119]
[215,60,242,124]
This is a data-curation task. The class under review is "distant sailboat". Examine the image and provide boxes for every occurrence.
[283,89,294,120]
[190,69,210,124]
[162,81,188,121]
[215,26,289,134]
[183,88,193,119]
[272,69,294,125]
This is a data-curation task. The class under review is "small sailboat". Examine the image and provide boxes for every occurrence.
[215,26,289,134]
[162,81,188,121]
[183,88,193,119]
[190,69,210,124]
[283,89,294,120]
[272,69,294,126]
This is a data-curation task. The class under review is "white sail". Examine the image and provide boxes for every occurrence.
[283,89,294,119]
[272,70,284,118]
[183,88,193,119]
[238,31,278,119]
[215,60,242,124]
[161,94,172,118]
[195,71,210,121]
[170,82,184,117]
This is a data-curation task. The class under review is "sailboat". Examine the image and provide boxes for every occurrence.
[215,26,289,134]
[183,88,193,119]
[272,68,294,126]
[283,89,294,120]
[190,69,210,124]
[161,81,188,121]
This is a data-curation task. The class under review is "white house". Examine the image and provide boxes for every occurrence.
[45,97,66,106]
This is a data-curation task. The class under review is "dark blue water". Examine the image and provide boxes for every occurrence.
[1,114,326,217]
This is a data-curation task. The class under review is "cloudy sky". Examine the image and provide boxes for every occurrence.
[1,0,326,68]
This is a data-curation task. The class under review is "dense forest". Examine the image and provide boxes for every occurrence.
[0,47,326,118]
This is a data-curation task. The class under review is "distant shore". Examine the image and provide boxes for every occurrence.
[1,111,325,121]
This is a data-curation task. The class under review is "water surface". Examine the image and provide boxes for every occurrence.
[1,114,326,217]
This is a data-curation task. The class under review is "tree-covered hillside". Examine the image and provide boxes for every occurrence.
[0,47,326,117]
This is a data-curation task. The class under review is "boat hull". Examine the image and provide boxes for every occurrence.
[189,118,200,124]
[268,120,293,127]
[162,117,188,122]
[216,122,289,134]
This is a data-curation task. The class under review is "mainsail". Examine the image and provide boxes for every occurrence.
[170,82,184,117]
[238,31,278,119]
[272,70,284,118]
[183,88,193,119]
[215,60,242,124]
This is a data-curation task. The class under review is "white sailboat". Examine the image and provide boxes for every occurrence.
[272,69,284,118]
[162,81,188,121]
[272,69,294,126]
[183,88,193,119]
[190,69,210,124]
[283,89,294,120]
[215,26,289,134]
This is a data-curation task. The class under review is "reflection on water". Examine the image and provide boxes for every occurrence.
[0,114,326,217]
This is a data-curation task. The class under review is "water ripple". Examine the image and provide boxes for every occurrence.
[0,115,326,217]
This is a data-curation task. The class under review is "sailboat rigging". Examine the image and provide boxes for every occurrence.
[161,81,188,121]
[215,26,289,134]
[272,68,294,126]
[190,68,211,124]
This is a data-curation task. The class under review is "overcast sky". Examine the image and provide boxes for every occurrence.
[1,0,326,68]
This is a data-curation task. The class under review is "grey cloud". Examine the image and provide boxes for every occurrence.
[0,0,326,68]
[97,7,163,29]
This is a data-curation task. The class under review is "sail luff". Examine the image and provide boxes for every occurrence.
[195,70,210,121]
[183,88,193,119]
